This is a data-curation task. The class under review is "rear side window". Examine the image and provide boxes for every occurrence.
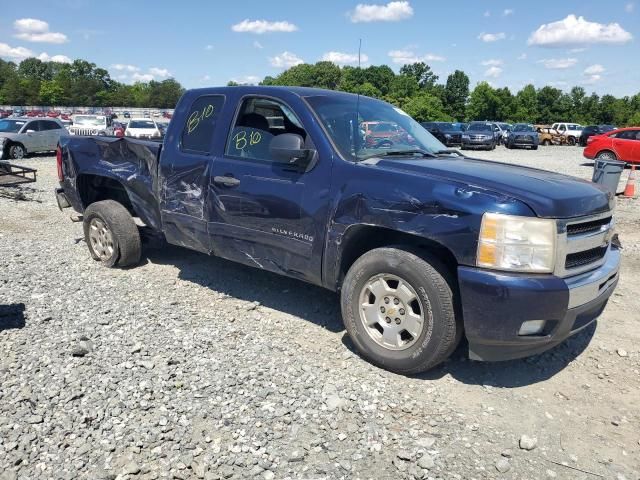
[181,95,225,154]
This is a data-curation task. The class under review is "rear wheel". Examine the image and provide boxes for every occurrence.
[341,247,460,374]
[83,200,141,268]
[543,139,551,146]
[596,150,617,161]
[567,136,576,146]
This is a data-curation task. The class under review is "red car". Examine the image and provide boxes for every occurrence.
[584,127,640,163]
[47,110,60,118]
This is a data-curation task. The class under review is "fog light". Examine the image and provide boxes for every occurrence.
[518,320,546,336]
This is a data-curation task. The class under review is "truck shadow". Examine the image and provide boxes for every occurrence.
[144,244,594,386]
[413,322,597,387]
[143,245,344,333]
[0,303,26,331]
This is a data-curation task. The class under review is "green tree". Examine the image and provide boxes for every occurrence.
[513,84,538,122]
[467,82,500,120]
[402,91,450,122]
[39,80,65,105]
[536,86,564,124]
[399,62,438,89]
[444,70,469,121]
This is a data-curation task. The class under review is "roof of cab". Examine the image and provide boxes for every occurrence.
[185,85,363,100]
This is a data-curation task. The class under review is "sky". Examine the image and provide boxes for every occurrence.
[1,0,638,97]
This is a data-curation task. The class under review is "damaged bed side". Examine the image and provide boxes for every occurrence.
[57,136,164,230]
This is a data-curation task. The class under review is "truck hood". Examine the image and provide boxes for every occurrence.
[371,155,612,218]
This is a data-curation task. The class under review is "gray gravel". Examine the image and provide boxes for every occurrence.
[1,147,639,479]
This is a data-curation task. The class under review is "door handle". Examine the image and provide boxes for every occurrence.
[213,175,240,187]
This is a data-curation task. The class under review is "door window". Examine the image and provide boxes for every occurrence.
[24,121,40,132]
[225,97,307,163]
[180,95,225,154]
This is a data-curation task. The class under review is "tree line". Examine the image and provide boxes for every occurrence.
[254,61,640,126]
[0,58,184,108]
[2,56,639,126]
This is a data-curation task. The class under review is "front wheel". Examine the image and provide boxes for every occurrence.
[567,136,576,146]
[9,144,26,159]
[83,200,141,268]
[341,248,460,374]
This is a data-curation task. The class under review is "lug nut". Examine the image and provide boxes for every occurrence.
[385,317,391,323]
[399,308,405,315]
[393,298,399,305]
[384,297,390,304]
[380,306,386,313]
[395,318,401,325]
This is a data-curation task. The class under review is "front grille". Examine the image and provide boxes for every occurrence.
[71,128,96,136]
[515,135,533,142]
[469,135,487,141]
[567,216,611,236]
[448,134,461,143]
[565,246,608,270]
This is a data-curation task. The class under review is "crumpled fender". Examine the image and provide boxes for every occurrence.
[59,135,162,230]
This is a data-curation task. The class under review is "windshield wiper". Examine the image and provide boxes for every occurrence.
[359,149,437,161]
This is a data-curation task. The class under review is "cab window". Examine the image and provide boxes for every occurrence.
[225,97,308,163]
[181,95,225,154]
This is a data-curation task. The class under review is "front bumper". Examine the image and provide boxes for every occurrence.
[459,246,620,361]
[461,138,494,148]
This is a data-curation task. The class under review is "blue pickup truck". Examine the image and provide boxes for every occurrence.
[55,86,620,374]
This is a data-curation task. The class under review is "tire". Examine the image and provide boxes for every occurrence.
[567,136,576,146]
[596,150,617,161]
[83,200,141,268]
[9,143,26,160]
[532,145,538,150]
[341,247,460,374]
[505,142,512,149]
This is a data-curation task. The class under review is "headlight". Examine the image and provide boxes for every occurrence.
[444,133,452,138]
[477,213,556,273]
[462,134,470,139]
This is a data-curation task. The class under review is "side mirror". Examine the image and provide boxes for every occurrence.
[269,133,315,170]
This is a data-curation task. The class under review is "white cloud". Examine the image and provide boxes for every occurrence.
[583,75,602,84]
[36,52,71,63]
[484,66,503,78]
[269,51,304,68]
[132,73,154,82]
[388,49,445,64]
[0,42,33,60]
[503,9,514,16]
[549,80,568,87]
[481,59,503,66]
[483,10,490,17]
[528,15,632,47]
[321,51,368,65]
[349,1,413,23]
[625,2,635,12]
[13,18,68,44]
[230,75,260,85]
[231,19,298,34]
[111,64,140,72]
[538,57,578,69]
[202,75,211,81]
[584,64,605,75]
[569,47,587,53]
[517,53,527,60]
[149,67,171,78]
[253,41,263,49]
[205,44,214,50]
[478,32,506,42]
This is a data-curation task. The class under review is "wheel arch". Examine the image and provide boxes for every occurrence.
[596,149,618,159]
[4,140,27,157]
[334,224,459,291]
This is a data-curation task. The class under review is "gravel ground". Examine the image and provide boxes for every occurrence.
[1,146,639,480]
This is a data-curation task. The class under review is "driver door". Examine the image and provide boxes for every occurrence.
[21,120,45,152]
[208,96,321,282]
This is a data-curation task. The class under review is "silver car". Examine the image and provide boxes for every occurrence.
[0,118,68,160]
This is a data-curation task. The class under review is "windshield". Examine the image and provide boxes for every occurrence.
[0,120,26,133]
[129,120,157,129]
[513,124,534,132]
[74,115,105,126]
[467,123,492,132]
[305,94,445,160]
[438,122,461,131]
